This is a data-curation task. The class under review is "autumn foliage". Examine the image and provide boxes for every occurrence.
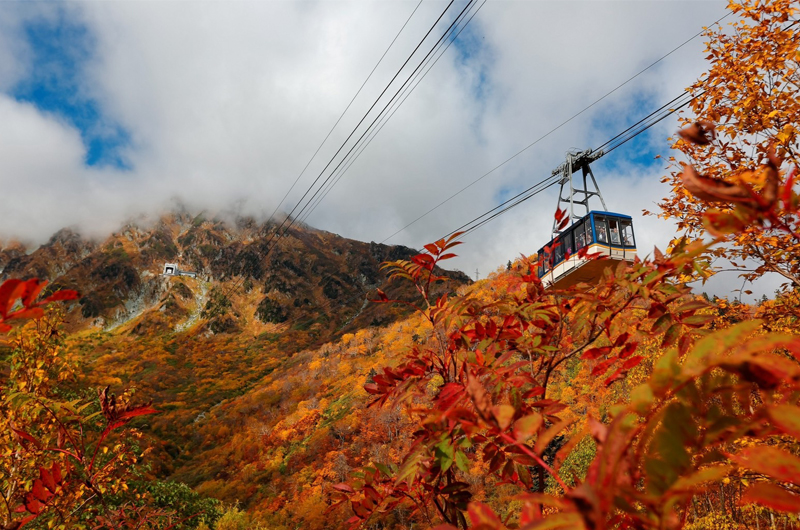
[2,1,800,530]
[330,2,800,529]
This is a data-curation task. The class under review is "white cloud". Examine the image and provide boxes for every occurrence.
[3,0,780,298]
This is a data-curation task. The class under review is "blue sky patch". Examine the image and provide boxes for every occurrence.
[451,11,490,103]
[10,9,130,169]
[590,91,671,176]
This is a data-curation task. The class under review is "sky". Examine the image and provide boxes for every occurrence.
[0,0,787,301]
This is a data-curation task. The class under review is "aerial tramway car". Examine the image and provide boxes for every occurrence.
[536,149,638,289]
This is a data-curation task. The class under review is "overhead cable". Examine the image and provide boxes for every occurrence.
[298,0,488,227]
[379,10,731,244]
[264,0,426,228]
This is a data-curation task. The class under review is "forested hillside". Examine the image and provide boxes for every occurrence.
[2,1,800,529]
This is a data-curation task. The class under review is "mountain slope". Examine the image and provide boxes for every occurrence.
[0,211,471,495]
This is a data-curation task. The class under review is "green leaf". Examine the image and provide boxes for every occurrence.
[684,321,761,374]
[674,299,711,313]
[681,313,716,327]
[629,384,654,416]
[645,401,696,495]
[395,448,425,486]
[651,313,673,334]
[374,462,392,477]
[662,324,681,348]
[651,348,681,395]
[455,450,470,473]
[731,446,800,486]
[436,440,455,473]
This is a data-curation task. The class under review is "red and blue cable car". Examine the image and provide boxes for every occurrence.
[535,150,638,289]
[536,211,636,289]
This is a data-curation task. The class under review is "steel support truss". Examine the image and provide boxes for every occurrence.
[551,149,608,236]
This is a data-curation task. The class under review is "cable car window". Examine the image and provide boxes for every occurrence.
[542,252,550,273]
[620,220,635,247]
[574,221,586,250]
[608,218,621,245]
[595,216,608,244]
[585,221,593,244]
[563,231,573,257]
[554,239,564,263]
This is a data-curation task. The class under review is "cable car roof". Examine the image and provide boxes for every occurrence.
[586,210,633,219]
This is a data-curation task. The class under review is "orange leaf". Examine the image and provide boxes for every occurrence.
[680,163,752,203]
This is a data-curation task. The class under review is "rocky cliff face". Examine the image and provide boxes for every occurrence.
[0,211,471,345]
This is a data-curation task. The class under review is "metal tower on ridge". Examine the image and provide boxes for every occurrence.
[551,149,608,236]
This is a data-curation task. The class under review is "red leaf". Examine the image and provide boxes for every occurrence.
[351,499,370,518]
[31,480,51,503]
[51,462,62,485]
[648,302,667,319]
[522,387,544,399]
[731,446,800,486]
[424,243,439,255]
[781,167,796,210]
[115,405,159,423]
[0,279,23,318]
[528,399,558,408]
[11,427,41,449]
[604,368,626,386]
[41,289,80,303]
[411,254,435,271]
[24,493,42,514]
[6,307,44,321]
[741,482,800,513]
[438,253,458,261]
[40,467,57,494]
[21,279,48,308]
[437,383,464,410]
[591,358,615,376]
[621,356,644,370]
[333,483,355,493]
[467,502,504,529]
[582,346,611,360]
[364,383,381,395]
[614,332,630,347]
[618,342,638,359]
[19,514,38,528]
